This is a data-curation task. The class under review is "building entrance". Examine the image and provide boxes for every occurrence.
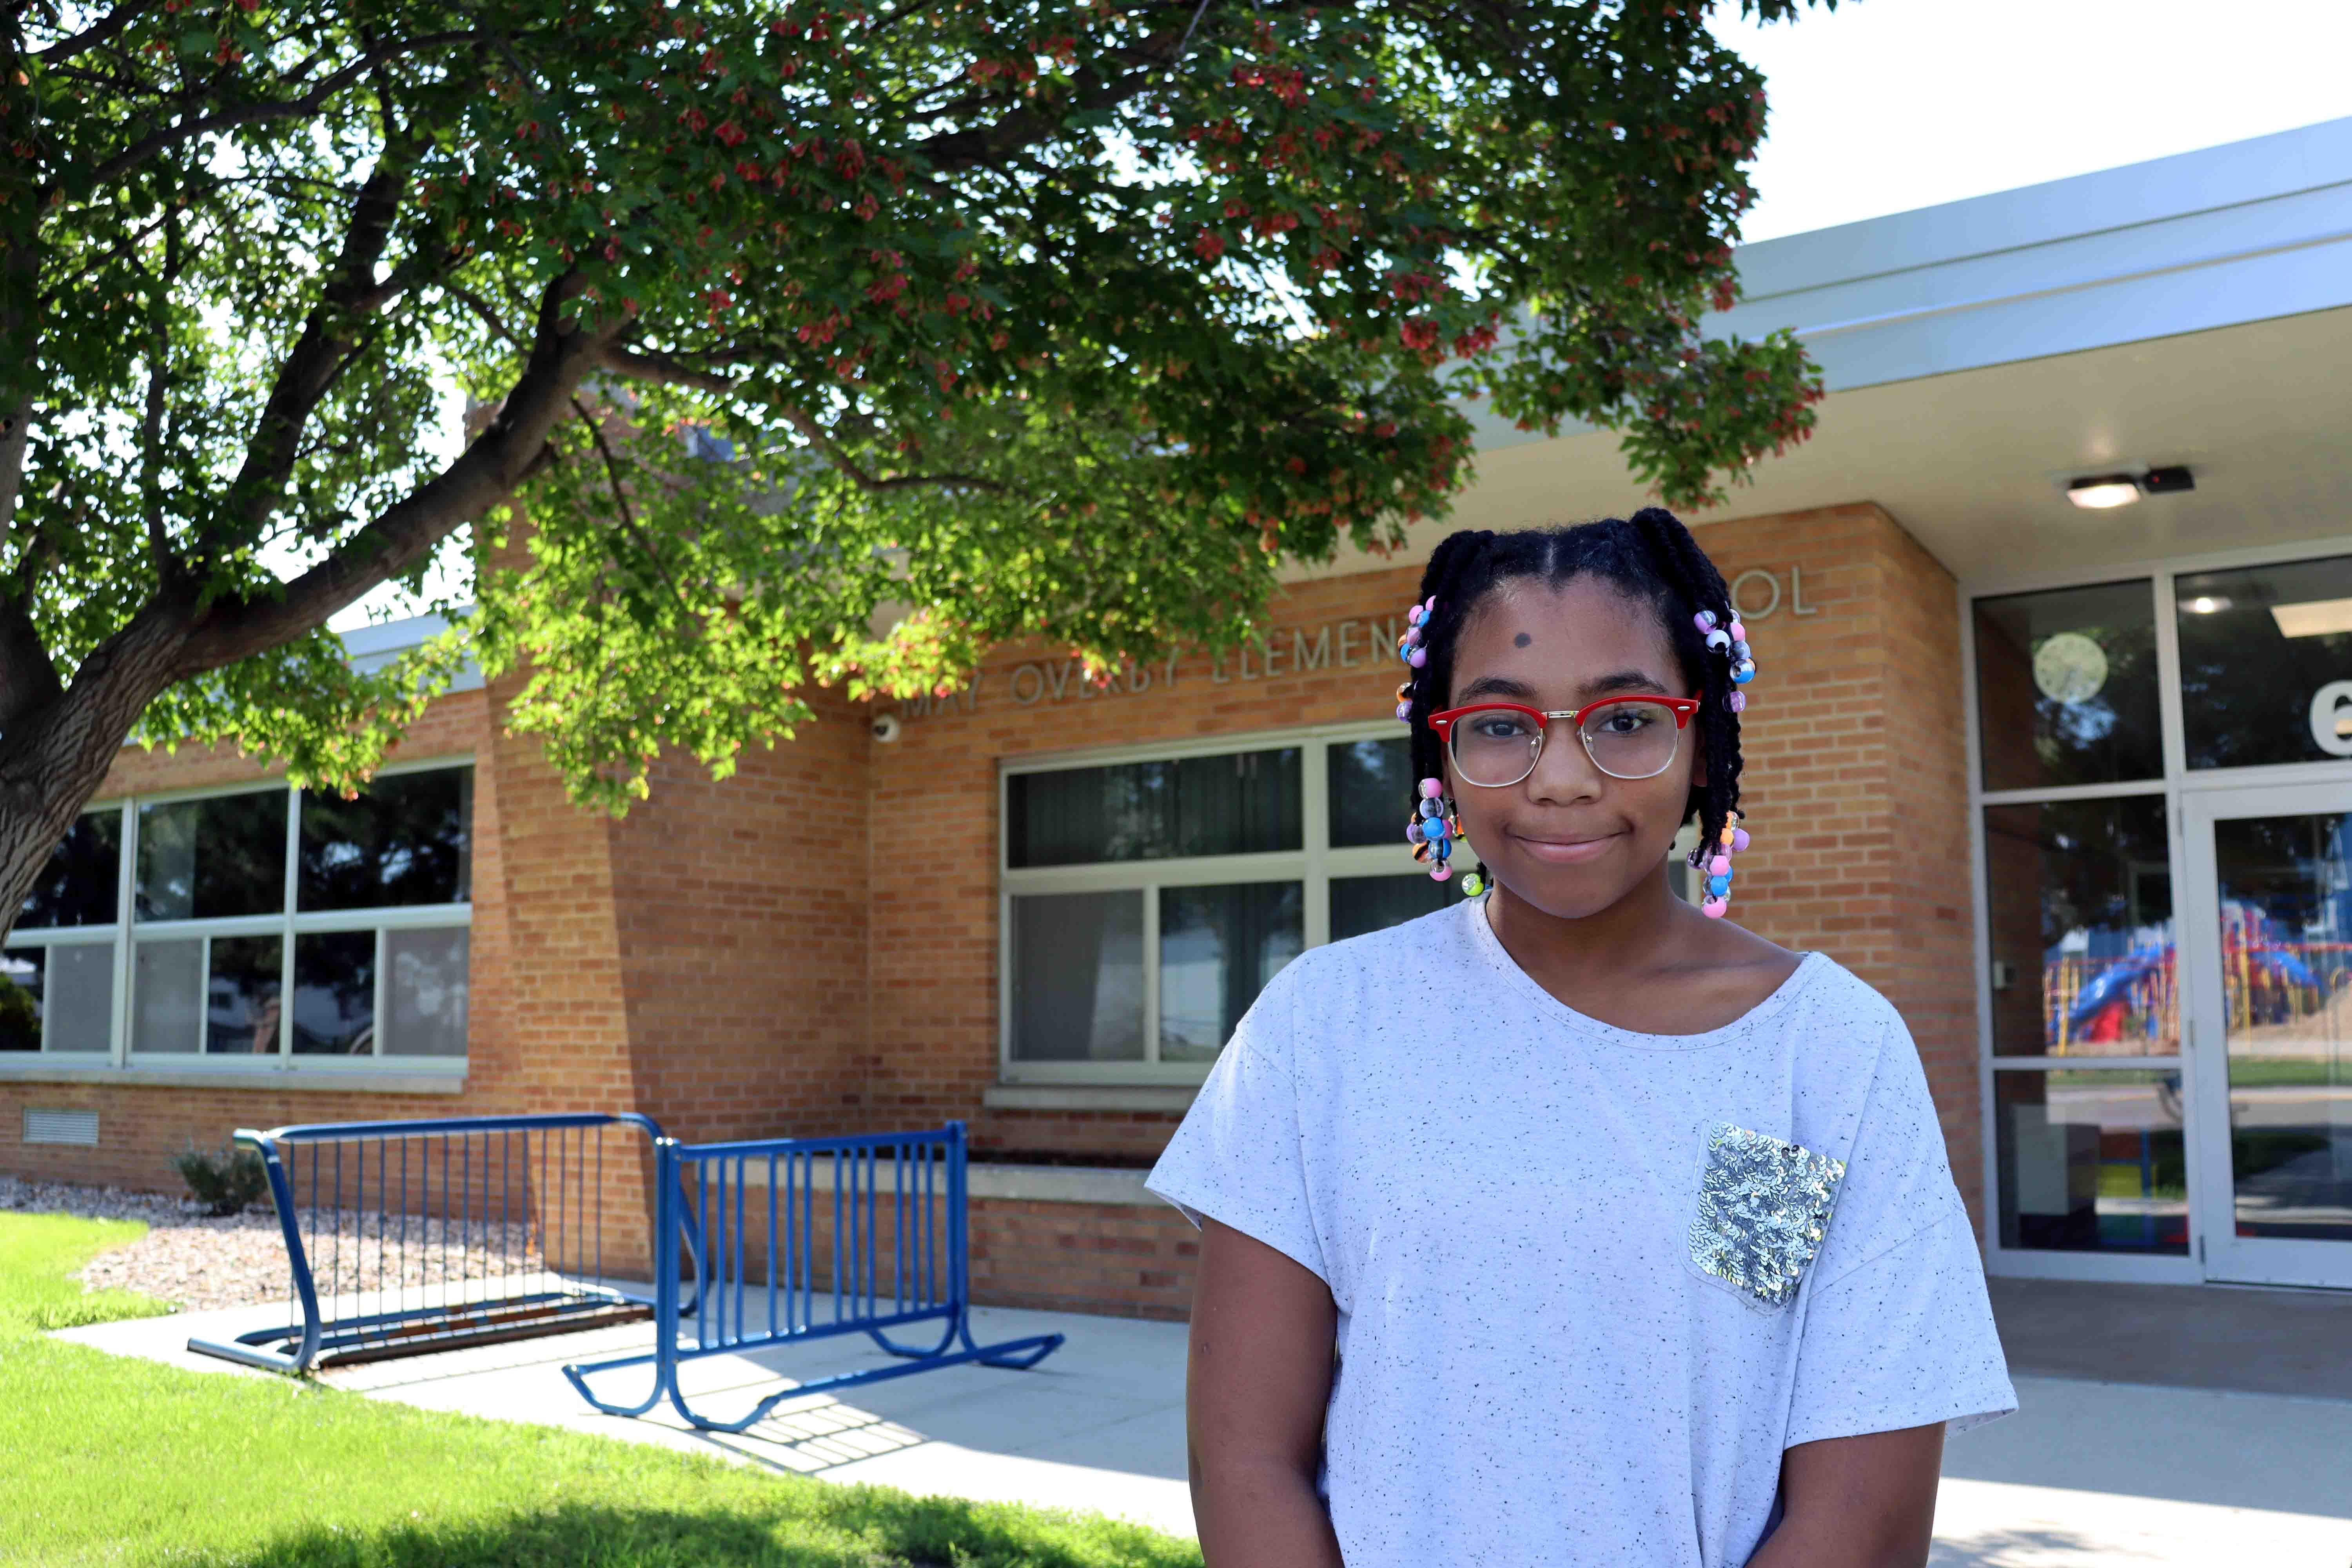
[2185,783,2352,1288]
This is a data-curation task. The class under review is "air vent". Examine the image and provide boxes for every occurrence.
[22,1108,99,1147]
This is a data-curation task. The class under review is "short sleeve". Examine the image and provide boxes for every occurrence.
[1146,1002,1328,1285]
[1786,1207,2017,1445]
[1787,1003,2017,1445]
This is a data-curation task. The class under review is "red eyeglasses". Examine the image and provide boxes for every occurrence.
[1428,697,1701,787]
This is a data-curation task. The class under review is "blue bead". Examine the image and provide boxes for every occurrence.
[1732,667,1754,685]
[1708,875,1730,896]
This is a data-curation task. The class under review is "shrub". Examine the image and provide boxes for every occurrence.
[171,1140,269,1217]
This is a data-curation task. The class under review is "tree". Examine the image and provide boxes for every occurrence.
[0,0,1833,940]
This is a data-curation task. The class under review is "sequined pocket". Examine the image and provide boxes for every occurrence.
[1686,1122,1846,1309]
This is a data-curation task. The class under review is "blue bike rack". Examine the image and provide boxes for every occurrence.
[188,1112,686,1373]
[564,1121,1062,1432]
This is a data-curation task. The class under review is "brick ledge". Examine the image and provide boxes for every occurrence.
[982,1083,1199,1114]
[0,1063,468,1096]
[735,1155,1158,1207]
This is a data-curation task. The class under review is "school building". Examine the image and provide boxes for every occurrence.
[7,117,2352,1312]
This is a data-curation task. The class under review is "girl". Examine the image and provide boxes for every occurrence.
[1147,511,2014,1568]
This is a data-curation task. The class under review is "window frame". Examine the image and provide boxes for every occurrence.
[997,720,1440,1085]
[996,722,1701,1086]
[2,757,474,1073]
[1962,529,2352,1287]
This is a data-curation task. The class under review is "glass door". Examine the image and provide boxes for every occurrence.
[2184,782,2352,1287]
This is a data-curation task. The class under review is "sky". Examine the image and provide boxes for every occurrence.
[327,0,2352,630]
[1712,0,2352,243]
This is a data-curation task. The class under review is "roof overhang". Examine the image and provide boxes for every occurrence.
[1298,115,2352,590]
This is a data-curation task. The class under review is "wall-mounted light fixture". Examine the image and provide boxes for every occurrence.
[2066,474,2142,510]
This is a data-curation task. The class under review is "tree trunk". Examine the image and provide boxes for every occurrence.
[0,597,199,945]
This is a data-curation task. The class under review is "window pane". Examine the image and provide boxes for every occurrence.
[1009,892,1145,1061]
[299,768,473,911]
[385,927,469,1058]
[293,931,375,1054]
[1984,798,2175,1056]
[136,791,285,921]
[1995,1070,2188,1255]
[1975,582,2161,791]
[18,944,114,1053]
[2177,554,2352,770]
[2209,811,2352,1243]
[18,811,121,930]
[206,935,281,1055]
[1159,882,1303,1062]
[1007,750,1301,867]
[1330,874,1460,943]
[1328,738,1417,848]
[132,939,202,1053]
[0,949,38,1051]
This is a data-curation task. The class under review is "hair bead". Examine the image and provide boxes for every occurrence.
[1418,778,1444,799]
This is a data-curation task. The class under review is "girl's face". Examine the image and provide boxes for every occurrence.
[1442,575,1703,921]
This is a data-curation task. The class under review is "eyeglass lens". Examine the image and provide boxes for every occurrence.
[1448,702,1681,786]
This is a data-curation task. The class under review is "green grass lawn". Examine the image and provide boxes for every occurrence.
[0,1212,1200,1568]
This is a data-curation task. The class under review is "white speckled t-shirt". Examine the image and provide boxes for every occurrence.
[1147,898,2015,1567]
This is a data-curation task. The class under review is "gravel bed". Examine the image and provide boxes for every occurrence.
[2,1176,541,1314]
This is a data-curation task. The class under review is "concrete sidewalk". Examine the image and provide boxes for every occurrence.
[62,1302,2352,1564]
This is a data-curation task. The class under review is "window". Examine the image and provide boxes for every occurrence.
[2175,552,2352,770]
[1004,731,1473,1082]
[1973,580,2161,791]
[5,809,124,1054]
[2,764,473,1067]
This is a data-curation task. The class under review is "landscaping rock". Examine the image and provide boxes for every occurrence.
[1,1176,539,1313]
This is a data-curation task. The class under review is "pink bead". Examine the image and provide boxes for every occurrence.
[1709,856,1731,876]
[1728,621,1746,641]
[1731,828,1751,851]
[1407,646,1427,668]
[1406,606,1423,627]
[1727,692,1746,713]
[1430,864,1452,882]
[1701,898,1727,918]
[1692,612,1713,632]
[1418,777,1444,799]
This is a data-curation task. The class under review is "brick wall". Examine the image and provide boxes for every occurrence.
[4,499,1987,1309]
[968,1197,1200,1320]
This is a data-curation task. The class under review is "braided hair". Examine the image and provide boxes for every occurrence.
[1400,508,1745,889]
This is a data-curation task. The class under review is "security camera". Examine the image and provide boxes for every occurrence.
[871,713,902,744]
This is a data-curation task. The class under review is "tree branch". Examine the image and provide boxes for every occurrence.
[71,32,483,191]
[171,270,610,675]
[447,283,526,350]
[29,0,163,63]
[201,145,417,563]
[571,394,693,613]
[597,344,1009,496]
